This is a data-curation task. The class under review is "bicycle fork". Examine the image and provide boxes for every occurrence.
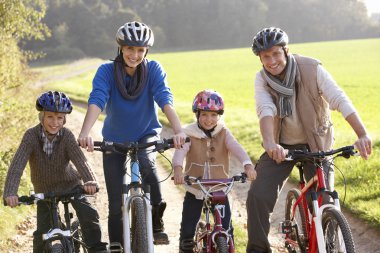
[121,161,154,253]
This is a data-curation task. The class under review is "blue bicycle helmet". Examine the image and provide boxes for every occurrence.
[252,27,288,56]
[116,21,154,47]
[36,91,73,114]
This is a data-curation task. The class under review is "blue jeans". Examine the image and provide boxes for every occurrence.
[103,134,162,245]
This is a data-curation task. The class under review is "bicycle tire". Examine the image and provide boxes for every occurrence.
[322,208,356,253]
[195,220,207,252]
[50,243,65,253]
[131,197,148,253]
[72,219,88,253]
[215,236,228,253]
[285,189,308,253]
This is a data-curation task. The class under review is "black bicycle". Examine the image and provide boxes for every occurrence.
[8,187,94,253]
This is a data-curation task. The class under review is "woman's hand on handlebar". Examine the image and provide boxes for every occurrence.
[78,134,94,152]
[5,195,18,207]
[172,131,188,149]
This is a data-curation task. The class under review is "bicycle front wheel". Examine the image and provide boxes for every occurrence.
[131,197,148,253]
[285,189,308,253]
[72,219,88,253]
[322,208,355,253]
[215,236,228,253]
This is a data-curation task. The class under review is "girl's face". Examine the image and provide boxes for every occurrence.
[121,45,147,69]
[198,111,220,130]
[259,45,288,76]
[42,111,65,134]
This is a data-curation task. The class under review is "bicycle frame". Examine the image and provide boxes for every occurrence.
[185,174,247,253]
[282,146,356,253]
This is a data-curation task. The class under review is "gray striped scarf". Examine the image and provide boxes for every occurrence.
[261,54,297,118]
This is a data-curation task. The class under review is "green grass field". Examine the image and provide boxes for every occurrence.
[1,38,379,251]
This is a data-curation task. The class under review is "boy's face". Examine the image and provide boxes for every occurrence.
[198,110,220,130]
[42,111,65,134]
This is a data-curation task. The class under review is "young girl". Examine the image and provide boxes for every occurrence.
[172,89,257,253]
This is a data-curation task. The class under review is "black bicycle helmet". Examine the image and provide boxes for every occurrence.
[251,27,288,56]
[36,91,73,114]
[116,21,154,47]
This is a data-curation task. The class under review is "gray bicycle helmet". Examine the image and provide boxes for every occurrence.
[116,21,154,47]
[36,91,73,114]
[251,27,288,56]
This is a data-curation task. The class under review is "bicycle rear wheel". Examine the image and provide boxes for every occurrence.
[285,189,308,253]
[322,208,355,253]
[215,236,228,253]
[131,197,148,253]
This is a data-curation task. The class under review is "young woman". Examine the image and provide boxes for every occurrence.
[77,21,187,246]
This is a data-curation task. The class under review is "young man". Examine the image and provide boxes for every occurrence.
[246,27,372,253]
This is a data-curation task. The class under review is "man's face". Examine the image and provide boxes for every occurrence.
[42,111,65,134]
[259,46,288,76]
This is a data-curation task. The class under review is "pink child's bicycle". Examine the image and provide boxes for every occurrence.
[184,173,247,253]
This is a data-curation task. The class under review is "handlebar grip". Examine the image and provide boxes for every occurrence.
[166,137,191,144]
[93,141,103,147]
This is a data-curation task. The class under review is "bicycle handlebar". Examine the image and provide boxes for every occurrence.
[4,186,92,206]
[183,173,247,197]
[93,137,190,154]
[286,145,357,161]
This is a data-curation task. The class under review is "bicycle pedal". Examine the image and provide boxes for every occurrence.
[280,220,294,234]
[108,242,123,252]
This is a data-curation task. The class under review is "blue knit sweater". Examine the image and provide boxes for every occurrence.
[89,59,173,142]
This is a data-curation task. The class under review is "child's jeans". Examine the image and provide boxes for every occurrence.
[33,186,104,253]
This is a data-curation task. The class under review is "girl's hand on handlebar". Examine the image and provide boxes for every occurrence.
[173,166,185,185]
[5,196,18,207]
[244,164,257,181]
[78,135,94,152]
[172,132,188,149]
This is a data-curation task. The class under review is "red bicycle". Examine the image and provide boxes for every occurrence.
[184,173,247,253]
[281,145,357,253]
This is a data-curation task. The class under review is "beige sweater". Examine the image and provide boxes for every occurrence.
[3,124,96,197]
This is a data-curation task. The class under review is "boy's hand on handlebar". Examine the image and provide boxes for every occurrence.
[83,181,98,195]
[244,164,257,181]
[172,132,188,149]
[354,134,372,160]
[78,135,94,152]
[5,196,18,207]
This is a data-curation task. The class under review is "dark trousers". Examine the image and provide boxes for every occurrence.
[103,134,162,245]
[246,147,333,253]
[180,191,233,242]
[33,190,103,253]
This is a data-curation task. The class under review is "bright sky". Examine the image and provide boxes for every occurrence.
[362,0,380,15]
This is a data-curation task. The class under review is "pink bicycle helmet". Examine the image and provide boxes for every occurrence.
[192,90,224,115]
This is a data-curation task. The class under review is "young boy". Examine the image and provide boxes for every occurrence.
[172,89,257,253]
[3,91,107,253]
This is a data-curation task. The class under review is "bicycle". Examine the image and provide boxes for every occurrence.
[183,173,248,253]
[6,186,93,253]
[93,137,188,253]
[280,145,357,253]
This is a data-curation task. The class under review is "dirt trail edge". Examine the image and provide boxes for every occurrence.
[6,109,380,253]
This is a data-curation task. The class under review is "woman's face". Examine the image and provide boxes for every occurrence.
[259,46,288,76]
[121,45,147,69]
[42,111,65,134]
[198,111,220,130]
